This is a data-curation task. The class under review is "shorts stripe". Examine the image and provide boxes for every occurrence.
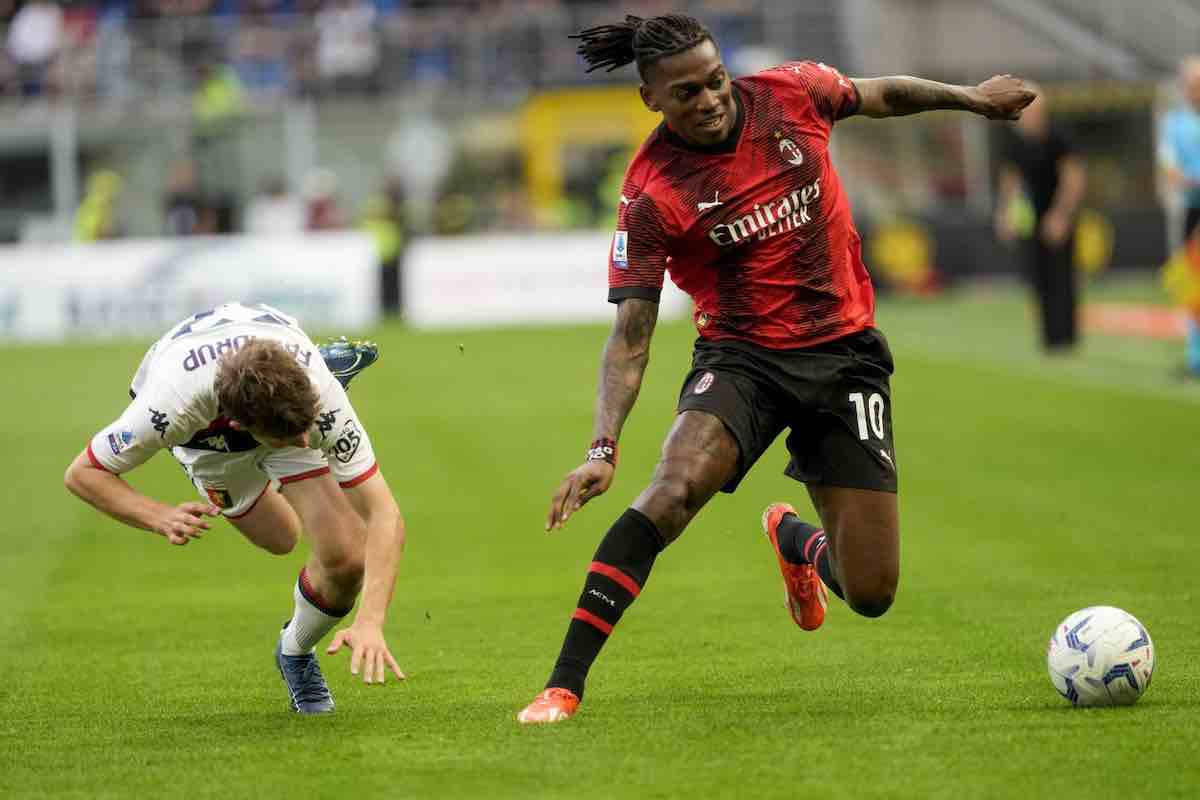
[572,607,614,635]
[85,443,113,473]
[338,462,379,489]
[278,466,331,485]
[226,483,271,519]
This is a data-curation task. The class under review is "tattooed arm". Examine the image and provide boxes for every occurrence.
[853,74,1035,120]
[546,298,659,530]
[593,298,659,441]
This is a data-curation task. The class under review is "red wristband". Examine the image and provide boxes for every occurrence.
[587,437,617,466]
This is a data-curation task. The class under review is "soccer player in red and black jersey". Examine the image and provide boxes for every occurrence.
[517,13,1035,724]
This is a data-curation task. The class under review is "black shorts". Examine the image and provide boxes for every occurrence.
[676,328,897,494]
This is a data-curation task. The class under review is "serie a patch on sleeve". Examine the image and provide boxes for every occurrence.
[612,230,629,269]
[107,430,136,455]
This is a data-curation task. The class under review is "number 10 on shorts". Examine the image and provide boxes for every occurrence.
[849,392,886,440]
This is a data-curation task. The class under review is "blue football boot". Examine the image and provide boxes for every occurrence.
[319,336,380,388]
[275,637,336,714]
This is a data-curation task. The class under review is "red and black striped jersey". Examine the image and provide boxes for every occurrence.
[608,61,875,350]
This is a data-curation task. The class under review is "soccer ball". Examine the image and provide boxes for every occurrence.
[1046,606,1154,707]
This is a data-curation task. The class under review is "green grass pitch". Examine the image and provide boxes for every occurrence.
[1,277,1198,798]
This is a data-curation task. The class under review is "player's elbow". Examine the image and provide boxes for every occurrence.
[63,456,90,499]
[63,467,80,498]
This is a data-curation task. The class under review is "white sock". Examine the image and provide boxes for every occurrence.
[280,571,347,655]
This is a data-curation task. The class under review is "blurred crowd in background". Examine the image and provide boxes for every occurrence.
[0,0,757,102]
[3,0,1200,328]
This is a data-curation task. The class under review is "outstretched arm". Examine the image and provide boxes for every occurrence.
[326,471,407,684]
[64,450,219,544]
[853,74,1035,120]
[546,298,659,530]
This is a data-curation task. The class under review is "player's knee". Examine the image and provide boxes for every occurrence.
[847,592,894,619]
[642,473,700,540]
[317,521,367,587]
[657,474,693,513]
[322,550,366,589]
[844,571,897,618]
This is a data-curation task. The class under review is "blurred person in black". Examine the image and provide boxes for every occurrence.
[163,158,212,236]
[996,88,1087,353]
[359,177,408,317]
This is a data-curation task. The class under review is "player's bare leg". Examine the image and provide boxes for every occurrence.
[227,487,301,555]
[282,473,368,608]
[631,410,741,543]
[805,485,899,617]
[262,474,367,713]
[520,411,739,724]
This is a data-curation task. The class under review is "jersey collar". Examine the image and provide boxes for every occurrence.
[660,84,746,156]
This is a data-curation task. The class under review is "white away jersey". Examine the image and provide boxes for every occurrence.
[86,303,377,487]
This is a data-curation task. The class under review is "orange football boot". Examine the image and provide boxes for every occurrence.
[761,503,827,631]
[516,688,580,724]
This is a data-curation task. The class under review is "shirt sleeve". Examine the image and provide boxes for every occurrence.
[770,61,861,124]
[312,377,378,488]
[86,384,199,474]
[608,184,672,304]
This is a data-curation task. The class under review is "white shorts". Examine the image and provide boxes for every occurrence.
[173,444,378,519]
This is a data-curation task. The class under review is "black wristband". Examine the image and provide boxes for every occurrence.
[587,437,617,466]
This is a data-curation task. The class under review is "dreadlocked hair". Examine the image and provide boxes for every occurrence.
[571,14,713,78]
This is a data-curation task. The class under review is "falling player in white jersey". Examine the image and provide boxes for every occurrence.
[64,302,403,714]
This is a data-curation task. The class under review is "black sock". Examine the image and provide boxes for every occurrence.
[546,508,664,700]
[778,513,844,601]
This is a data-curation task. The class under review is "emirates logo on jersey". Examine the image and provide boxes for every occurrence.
[707,178,821,247]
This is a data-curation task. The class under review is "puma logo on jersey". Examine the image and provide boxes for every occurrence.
[697,191,723,212]
[619,194,631,206]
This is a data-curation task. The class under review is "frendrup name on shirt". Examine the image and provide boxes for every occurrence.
[182,336,313,372]
[707,178,821,247]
